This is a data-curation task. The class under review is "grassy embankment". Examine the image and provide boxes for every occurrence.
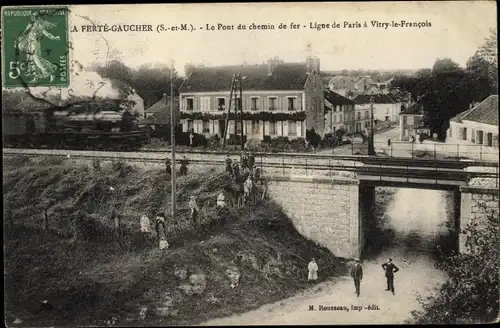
[4,156,347,327]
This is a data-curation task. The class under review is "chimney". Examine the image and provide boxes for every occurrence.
[312,57,320,74]
[306,56,313,73]
[267,58,279,76]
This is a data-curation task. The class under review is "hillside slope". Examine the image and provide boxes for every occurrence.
[4,157,347,327]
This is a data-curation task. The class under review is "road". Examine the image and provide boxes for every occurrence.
[202,188,451,325]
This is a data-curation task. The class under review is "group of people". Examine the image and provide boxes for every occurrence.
[350,257,400,297]
[307,257,400,297]
[165,156,189,176]
[225,151,264,207]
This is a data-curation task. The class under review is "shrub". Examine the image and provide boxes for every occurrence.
[407,204,499,324]
[306,129,321,148]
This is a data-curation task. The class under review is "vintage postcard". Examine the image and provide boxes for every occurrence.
[2,1,499,326]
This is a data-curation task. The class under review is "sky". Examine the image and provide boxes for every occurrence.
[66,1,496,76]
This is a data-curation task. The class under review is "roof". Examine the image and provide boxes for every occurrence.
[12,97,58,112]
[324,90,355,106]
[139,95,180,125]
[353,94,396,105]
[145,96,179,113]
[450,109,473,123]
[400,102,424,115]
[179,63,309,93]
[461,95,498,126]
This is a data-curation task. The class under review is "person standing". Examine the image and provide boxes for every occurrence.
[111,210,123,248]
[307,258,318,283]
[350,258,363,297]
[189,130,195,147]
[155,211,168,243]
[225,155,233,175]
[382,258,400,295]
[248,152,255,171]
[243,175,253,205]
[189,196,200,229]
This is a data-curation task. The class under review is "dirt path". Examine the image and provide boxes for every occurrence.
[201,254,446,325]
[202,188,451,325]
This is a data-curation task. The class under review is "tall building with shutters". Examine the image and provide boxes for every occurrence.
[177,57,325,140]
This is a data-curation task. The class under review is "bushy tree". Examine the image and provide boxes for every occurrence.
[408,204,499,324]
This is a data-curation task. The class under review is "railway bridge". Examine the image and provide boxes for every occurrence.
[4,148,499,259]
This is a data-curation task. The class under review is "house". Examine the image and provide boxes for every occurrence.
[323,90,355,134]
[138,94,180,137]
[327,76,356,97]
[398,101,429,141]
[446,95,498,148]
[353,94,401,124]
[354,76,376,93]
[374,78,393,94]
[177,57,325,141]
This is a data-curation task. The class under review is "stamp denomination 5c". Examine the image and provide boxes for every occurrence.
[2,6,69,88]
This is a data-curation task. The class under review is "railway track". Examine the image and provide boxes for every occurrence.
[4,148,499,185]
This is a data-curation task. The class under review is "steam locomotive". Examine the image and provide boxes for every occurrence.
[2,100,151,150]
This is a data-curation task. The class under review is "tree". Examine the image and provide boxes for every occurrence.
[469,29,498,92]
[432,58,461,73]
[476,28,497,68]
[408,204,499,324]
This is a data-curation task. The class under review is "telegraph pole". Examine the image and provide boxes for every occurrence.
[170,60,176,219]
[238,74,244,150]
[368,96,375,156]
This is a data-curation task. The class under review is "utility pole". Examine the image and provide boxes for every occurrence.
[169,60,176,220]
[238,73,244,150]
[368,96,375,156]
[222,74,237,149]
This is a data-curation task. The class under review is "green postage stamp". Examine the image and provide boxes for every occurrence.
[2,6,69,88]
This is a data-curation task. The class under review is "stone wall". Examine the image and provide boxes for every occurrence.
[459,184,499,253]
[265,175,360,259]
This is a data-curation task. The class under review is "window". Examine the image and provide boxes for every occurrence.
[187,120,193,132]
[462,127,467,140]
[251,120,260,134]
[487,133,493,147]
[269,97,277,110]
[186,98,194,111]
[403,116,407,125]
[202,120,210,133]
[288,121,297,136]
[200,97,210,112]
[471,129,476,143]
[449,127,452,138]
[288,97,296,111]
[339,114,343,123]
[357,112,361,120]
[407,116,414,125]
[477,130,484,144]
[217,98,226,111]
[364,111,369,119]
[251,97,259,111]
[269,121,277,135]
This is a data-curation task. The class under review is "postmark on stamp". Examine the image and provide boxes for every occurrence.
[2,6,69,88]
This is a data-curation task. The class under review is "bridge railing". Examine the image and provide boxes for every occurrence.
[255,155,500,188]
[327,140,499,162]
